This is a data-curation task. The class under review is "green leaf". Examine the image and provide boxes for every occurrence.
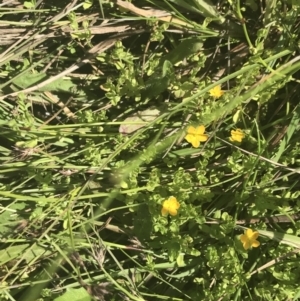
[0,244,29,265]
[11,72,84,95]
[133,204,152,241]
[0,201,26,238]
[142,38,204,100]
[293,289,300,301]
[23,1,35,8]
[54,288,91,301]
[176,253,185,267]
[273,106,300,162]
[255,229,300,248]
[232,110,241,124]
[15,139,38,148]
[162,60,173,77]
[83,0,93,10]
[193,0,225,22]
[167,148,205,158]
[168,0,225,23]
[159,38,204,66]
[120,180,128,189]
[0,243,52,265]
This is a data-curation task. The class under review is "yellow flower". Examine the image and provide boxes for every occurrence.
[185,125,208,148]
[230,129,245,142]
[209,85,224,98]
[240,229,260,250]
[161,196,180,216]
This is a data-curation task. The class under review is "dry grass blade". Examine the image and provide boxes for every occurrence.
[116,0,193,28]
[250,248,300,276]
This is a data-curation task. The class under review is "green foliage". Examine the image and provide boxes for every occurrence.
[54,288,91,301]
[1,1,300,301]
[10,71,85,95]
[0,201,26,238]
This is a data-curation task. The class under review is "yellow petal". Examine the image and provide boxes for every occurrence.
[161,207,168,216]
[252,240,260,248]
[191,138,200,148]
[251,231,259,240]
[187,126,197,134]
[234,134,243,142]
[168,208,178,216]
[195,125,205,135]
[185,133,194,143]
[230,129,245,142]
[209,85,224,98]
[236,129,244,135]
[185,134,200,148]
[243,240,251,250]
[161,197,180,216]
[245,229,254,237]
[240,233,251,250]
[240,235,251,250]
[169,196,180,209]
[198,134,208,142]
[169,196,177,202]
[240,234,248,244]
[162,200,170,211]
